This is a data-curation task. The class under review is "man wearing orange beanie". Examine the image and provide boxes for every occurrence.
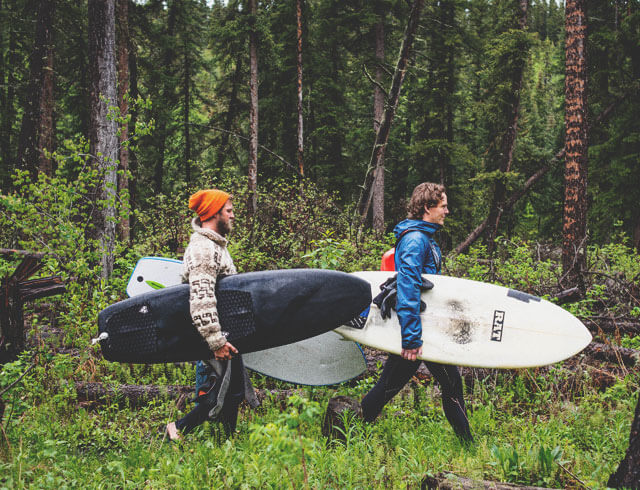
[166,189,258,441]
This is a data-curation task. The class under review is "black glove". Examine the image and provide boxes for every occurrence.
[372,274,432,319]
[421,277,435,290]
[372,275,397,317]
[379,286,397,319]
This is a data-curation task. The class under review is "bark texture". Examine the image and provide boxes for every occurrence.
[608,392,640,488]
[16,0,56,176]
[116,0,130,241]
[562,0,588,287]
[357,0,424,228]
[296,0,304,176]
[371,10,385,236]
[88,0,119,280]
[247,0,259,219]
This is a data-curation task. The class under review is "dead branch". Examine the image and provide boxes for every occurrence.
[453,86,637,256]
[362,63,388,98]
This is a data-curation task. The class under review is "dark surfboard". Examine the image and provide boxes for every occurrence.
[97,269,371,363]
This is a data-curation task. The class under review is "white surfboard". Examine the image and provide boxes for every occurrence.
[335,271,592,369]
[125,257,367,385]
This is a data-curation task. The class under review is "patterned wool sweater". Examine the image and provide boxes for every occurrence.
[182,218,237,352]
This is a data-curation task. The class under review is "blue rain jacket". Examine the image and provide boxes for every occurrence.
[393,219,442,349]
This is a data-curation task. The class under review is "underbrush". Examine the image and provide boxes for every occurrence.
[0,357,636,488]
[2,173,640,487]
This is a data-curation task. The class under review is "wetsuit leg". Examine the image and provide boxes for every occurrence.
[361,354,421,422]
[423,361,473,442]
[219,355,245,435]
[174,398,212,434]
[175,356,244,436]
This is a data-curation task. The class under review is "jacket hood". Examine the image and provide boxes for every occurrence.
[393,219,441,239]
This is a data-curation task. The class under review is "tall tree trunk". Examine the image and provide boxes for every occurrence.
[485,0,529,254]
[116,0,130,241]
[0,0,5,173]
[608,392,640,488]
[183,45,191,184]
[296,0,304,177]
[356,0,424,227]
[215,56,242,172]
[247,0,259,219]
[16,0,55,177]
[37,0,55,176]
[562,0,588,287]
[1,0,18,186]
[88,0,118,280]
[128,13,138,242]
[371,10,385,236]
[153,0,178,195]
[443,0,455,185]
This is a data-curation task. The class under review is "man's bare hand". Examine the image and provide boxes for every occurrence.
[214,342,238,361]
[401,346,422,361]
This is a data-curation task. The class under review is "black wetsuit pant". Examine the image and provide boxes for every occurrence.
[175,356,245,436]
[361,354,473,442]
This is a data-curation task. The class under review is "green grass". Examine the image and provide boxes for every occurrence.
[1,363,636,489]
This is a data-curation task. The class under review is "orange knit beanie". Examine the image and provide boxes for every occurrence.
[188,189,230,222]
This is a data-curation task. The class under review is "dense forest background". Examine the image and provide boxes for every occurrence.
[1,0,640,487]
[1,0,638,254]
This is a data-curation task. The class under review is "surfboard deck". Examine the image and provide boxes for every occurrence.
[126,256,183,297]
[100,268,371,365]
[335,271,592,369]
[123,257,368,384]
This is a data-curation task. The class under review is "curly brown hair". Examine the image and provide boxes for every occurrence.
[407,182,446,219]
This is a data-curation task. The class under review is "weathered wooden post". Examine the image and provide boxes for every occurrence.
[0,249,65,363]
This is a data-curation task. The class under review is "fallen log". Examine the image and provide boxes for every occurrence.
[582,318,640,336]
[582,342,638,367]
[72,382,298,409]
[422,472,552,490]
[74,382,194,410]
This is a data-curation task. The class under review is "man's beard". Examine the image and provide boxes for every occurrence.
[218,218,233,236]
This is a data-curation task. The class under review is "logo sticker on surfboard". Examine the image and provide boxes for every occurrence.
[491,310,505,341]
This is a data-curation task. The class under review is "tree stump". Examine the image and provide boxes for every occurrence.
[1,249,65,363]
[322,395,362,443]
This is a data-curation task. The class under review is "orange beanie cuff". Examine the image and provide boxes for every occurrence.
[189,189,230,222]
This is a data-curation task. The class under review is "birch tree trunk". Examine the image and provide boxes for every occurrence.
[88,0,118,280]
[248,0,259,219]
[296,0,304,177]
[371,10,385,236]
[562,0,588,288]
